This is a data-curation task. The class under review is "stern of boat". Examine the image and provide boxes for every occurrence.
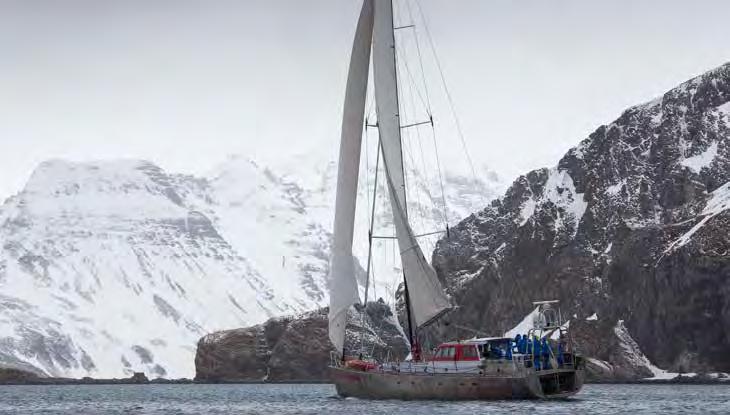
[528,356,585,399]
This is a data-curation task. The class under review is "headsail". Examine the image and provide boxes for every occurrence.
[372,0,451,328]
[327,0,374,355]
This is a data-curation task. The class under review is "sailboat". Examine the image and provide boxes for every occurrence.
[327,0,584,399]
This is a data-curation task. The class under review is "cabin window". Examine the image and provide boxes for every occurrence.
[435,346,456,359]
[445,346,456,358]
[462,346,478,359]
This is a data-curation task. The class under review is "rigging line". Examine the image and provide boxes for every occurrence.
[359,131,374,355]
[366,75,378,124]
[393,0,430,117]
[396,33,430,241]
[431,123,450,227]
[401,47,438,234]
[364,118,372,237]
[398,44,430,115]
[402,73,431,240]
[363,122,378,303]
[405,0,433,115]
[414,0,486,208]
[363,139,381,307]
[396,43,429,241]
[406,0,448,227]
[360,82,378,356]
[401,54,437,228]
[368,305,390,357]
[403,131,428,239]
[393,31,410,225]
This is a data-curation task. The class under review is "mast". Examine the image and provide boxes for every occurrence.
[387,0,418,354]
[375,0,417,356]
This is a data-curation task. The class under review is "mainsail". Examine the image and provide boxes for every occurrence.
[372,0,451,329]
[327,0,374,354]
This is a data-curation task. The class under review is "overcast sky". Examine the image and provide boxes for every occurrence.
[2,0,730,200]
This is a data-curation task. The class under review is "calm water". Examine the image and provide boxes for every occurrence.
[0,383,728,414]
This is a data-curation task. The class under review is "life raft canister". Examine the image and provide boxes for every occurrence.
[345,359,377,371]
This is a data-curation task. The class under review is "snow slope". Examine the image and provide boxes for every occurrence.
[0,155,503,378]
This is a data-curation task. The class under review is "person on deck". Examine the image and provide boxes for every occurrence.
[557,341,565,367]
[541,338,551,369]
[533,337,542,370]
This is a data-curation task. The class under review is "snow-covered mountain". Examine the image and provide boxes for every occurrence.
[0,154,503,378]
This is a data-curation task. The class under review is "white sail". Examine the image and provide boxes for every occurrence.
[372,0,451,328]
[328,0,374,355]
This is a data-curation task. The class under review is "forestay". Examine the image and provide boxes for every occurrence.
[327,0,374,354]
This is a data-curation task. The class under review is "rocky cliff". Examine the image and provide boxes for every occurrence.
[430,62,730,380]
[194,301,408,382]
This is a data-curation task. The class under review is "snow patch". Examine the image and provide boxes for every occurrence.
[493,242,506,255]
[717,101,730,118]
[606,180,626,196]
[516,168,587,236]
[544,168,587,235]
[614,319,673,380]
[603,243,612,254]
[587,357,612,372]
[681,141,718,173]
[586,313,598,321]
[518,198,536,227]
[664,182,730,252]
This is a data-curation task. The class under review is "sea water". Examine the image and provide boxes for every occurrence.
[0,383,728,414]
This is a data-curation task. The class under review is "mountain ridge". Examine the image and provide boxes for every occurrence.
[431,61,730,378]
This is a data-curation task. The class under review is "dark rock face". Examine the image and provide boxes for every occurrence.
[195,301,408,382]
[0,367,40,384]
[431,62,730,379]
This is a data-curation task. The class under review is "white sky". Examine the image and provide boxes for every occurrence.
[1,0,730,201]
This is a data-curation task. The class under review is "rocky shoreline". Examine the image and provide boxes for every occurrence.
[194,301,408,383]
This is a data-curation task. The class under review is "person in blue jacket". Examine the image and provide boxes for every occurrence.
[557,341,564,367]
[520,334,527,354]
[541,338,551,369]
[514,334,522,354]
[532,337,541,370]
